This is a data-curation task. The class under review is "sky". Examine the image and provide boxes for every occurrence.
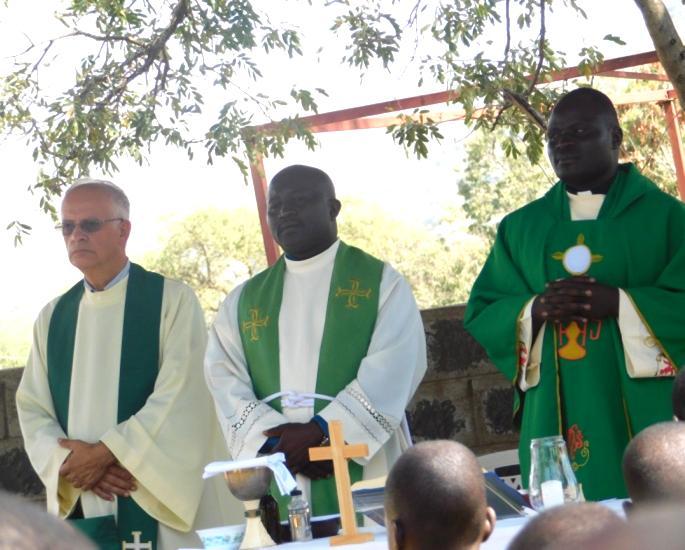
[0,0,684,343]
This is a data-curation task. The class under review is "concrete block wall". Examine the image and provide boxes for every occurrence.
[0,304,519,500]
[408,305,519,455]
[0,367,44,500]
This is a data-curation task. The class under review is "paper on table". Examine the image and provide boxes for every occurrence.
[203,452,297,496]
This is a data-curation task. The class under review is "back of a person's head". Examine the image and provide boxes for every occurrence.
[673,369,685,421]
[578,503,685,550]
[622,421,685,506]
[507,502,622,550]
[0,491,94,549]
[384,440,495,550]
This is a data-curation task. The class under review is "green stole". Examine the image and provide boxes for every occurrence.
[238,241,384,518]
[47,263,163,550]
[465,164,684,500]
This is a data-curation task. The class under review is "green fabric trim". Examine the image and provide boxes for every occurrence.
[238,242,383,517]
[69,515,119,550]
[238,257,286,408]
[47,281,84,431]
[47,263,163,549]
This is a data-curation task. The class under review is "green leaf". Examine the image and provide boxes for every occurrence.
[603,34,626,46]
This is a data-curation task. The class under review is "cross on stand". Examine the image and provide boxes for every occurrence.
[309,420,374,546]
[122,531,152,550]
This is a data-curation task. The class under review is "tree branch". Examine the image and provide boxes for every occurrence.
[72,29,145,47]
[106,0,188,101]
[526,0,546,95]
[503,0,511,62]
[633,0,685,111]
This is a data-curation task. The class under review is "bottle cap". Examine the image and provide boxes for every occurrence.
[290,489,302,496]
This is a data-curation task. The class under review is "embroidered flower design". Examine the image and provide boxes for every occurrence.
[657,354,676,377]
[567,424,590,471]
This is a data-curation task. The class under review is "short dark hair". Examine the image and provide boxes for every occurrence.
[270,164,336,198]
[384,440,487,548]
[508,502,622,550]
[552,87,620,128]
[673,369,685,421]
[623,421,685,505]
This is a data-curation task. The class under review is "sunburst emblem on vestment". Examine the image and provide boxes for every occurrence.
[552,234,603,275]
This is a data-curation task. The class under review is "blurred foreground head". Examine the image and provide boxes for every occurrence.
[0,490,94,550]
[578,503,685,550]
[622,421,685,509]
[508,502,623,550]
[384,440,495,550]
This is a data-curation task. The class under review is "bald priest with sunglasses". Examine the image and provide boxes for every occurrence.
[16,179,238,550]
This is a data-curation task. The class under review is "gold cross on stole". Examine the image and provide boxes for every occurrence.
[309,420,373,546]
[242,308,269,342]
[335,279,371,309]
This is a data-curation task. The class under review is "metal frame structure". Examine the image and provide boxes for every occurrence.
[245,50,685,265]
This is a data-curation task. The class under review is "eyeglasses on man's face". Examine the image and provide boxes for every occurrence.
[56,218,124,236]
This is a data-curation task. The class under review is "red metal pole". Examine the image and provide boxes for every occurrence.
[660,93,685,201]
[248,150,280,265]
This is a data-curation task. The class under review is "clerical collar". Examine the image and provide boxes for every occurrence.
[284,240,340,273]
[573,190,604,197]
[84,260,131,292]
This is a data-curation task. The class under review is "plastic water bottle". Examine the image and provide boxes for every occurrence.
[288,489,313,542]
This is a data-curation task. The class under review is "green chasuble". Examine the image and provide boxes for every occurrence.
[47,263,163,549]
[465,164,685,500]
[238,241,384,517]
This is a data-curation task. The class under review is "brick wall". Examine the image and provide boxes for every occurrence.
[0,304,518,500]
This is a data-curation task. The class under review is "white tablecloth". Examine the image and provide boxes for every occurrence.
[190,499,627,550]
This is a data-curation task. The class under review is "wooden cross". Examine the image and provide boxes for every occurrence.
[335,279,371,309]
[241,308,269,342]
[309,420,373,546]
[122,531,152,550]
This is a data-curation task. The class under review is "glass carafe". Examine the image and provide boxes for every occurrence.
[528,435,581,511]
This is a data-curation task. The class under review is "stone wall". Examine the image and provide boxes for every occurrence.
[409,305,519,455]
[0,367,44,500]
[0,304,518,500]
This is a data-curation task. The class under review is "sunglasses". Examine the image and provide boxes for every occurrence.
[56,218,124,236]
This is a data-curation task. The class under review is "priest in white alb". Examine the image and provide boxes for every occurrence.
[16,179,239,550]
[204,164,427,521]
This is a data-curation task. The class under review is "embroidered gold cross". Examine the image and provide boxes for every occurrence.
[242,308,269,342]
[336,279,371,309]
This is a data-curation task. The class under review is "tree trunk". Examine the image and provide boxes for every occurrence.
[634,0,685,112]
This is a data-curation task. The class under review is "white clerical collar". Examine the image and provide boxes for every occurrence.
[284,240,340,273]
[84,260,131,292]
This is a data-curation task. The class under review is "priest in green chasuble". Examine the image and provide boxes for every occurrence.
[16,180,239,550]
[465,88,685,500]
[205,165,427,519]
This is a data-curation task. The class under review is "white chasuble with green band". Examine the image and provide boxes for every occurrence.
[238,241,384,517]
[47,263,162,550]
